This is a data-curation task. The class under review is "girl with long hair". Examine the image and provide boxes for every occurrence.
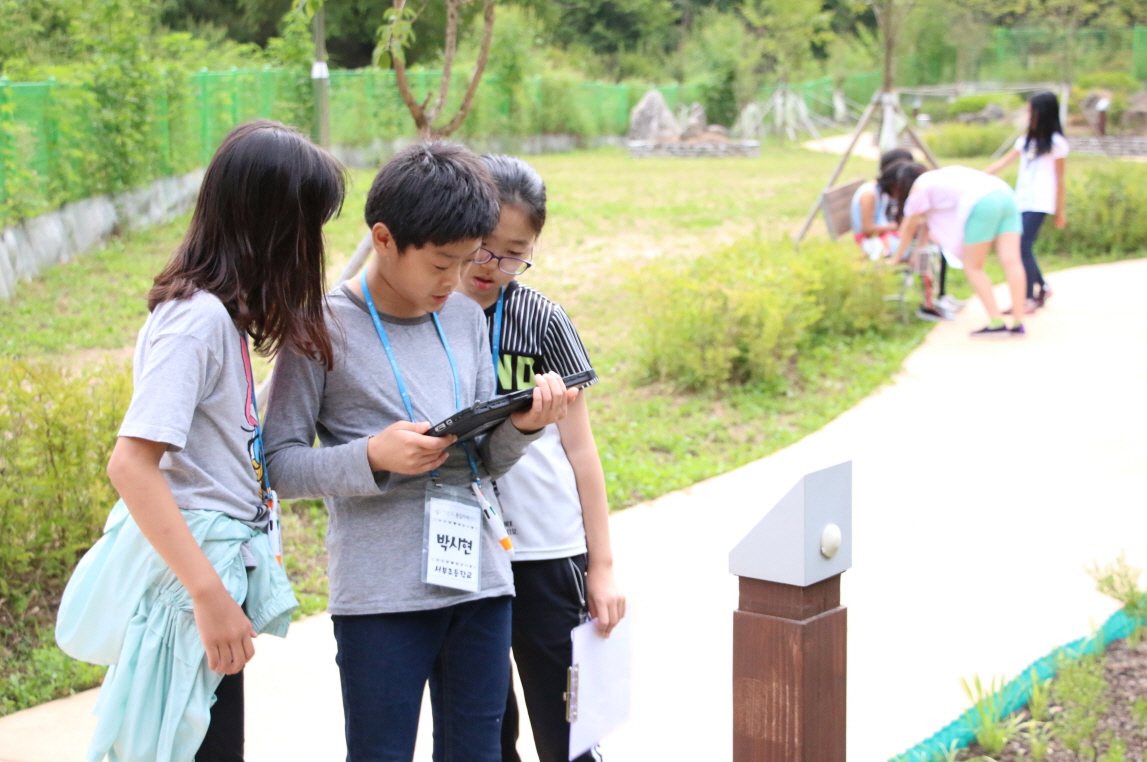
[986,90,1069,311]
[851,148,915,259]
[56,120,345,762]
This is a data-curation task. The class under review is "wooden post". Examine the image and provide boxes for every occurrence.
[729,462,852,762]
[733,576,846,761]
[795,94,879,243]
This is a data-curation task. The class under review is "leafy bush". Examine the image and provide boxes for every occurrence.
[539,69,599,137]
[0,359,130,715]
[635,239,894,392]
[1,630,106,715]
[926,123,1015,157]
[945,93,1021,118]
[0,360,130,621]
[697,69,738,128]
[1037,164,1147,257]
[1076,71,1141,94]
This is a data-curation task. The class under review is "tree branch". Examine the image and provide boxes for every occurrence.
[426,0,459,124]
[389,0,429,135]
[435,0,495,137]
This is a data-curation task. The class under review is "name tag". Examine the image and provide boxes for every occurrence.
[423,496,482,592]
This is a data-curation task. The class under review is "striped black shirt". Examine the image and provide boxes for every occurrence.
[482,280,596,395]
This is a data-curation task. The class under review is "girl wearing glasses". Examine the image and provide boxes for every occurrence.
[458,154,626,762]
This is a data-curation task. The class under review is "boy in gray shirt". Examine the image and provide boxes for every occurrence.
[262,142,575,762]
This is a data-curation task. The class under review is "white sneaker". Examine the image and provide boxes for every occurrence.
[938,294,965,313]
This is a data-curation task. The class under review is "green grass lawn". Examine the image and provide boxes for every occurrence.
[1,145,1141,715]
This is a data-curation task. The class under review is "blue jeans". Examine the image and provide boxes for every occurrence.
[333,596,513,762]
[1020,211,1048,299]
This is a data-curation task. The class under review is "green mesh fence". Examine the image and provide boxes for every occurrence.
[1,29,1143,232]
[0,67,668,229]
[1134,27,1147,82]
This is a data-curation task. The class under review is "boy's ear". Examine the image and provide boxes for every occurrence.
[371,223,398,257]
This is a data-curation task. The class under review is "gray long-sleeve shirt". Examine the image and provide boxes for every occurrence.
[262,286,541,615]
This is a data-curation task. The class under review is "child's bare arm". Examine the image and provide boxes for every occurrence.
[556,392,626,635]
[985,148,1019,175]
[107,437,255,675]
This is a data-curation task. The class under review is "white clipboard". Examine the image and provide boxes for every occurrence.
[567,614,633,760]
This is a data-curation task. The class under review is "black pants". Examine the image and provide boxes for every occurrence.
[195,670,244,762]
[502,555,600,762]
[1020,211,1048,299]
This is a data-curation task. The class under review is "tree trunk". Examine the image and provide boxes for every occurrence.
[873,0,899,94]
[312,7,331,148]
[433,0,495,138]
[388,0,496,140]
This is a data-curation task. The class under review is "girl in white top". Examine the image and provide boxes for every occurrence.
[986,90,1068,311]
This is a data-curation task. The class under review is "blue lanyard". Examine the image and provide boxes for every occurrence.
[360,272,480,480]
[491,287,505,387]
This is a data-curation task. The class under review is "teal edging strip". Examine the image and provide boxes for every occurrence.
[889,609,1141,762]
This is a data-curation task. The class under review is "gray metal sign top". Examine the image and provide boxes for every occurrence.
[728,461,853,587]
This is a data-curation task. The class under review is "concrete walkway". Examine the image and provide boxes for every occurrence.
[2,259,1145,761]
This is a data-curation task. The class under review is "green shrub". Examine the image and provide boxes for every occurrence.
[801,242,894,336]
[927,123,1015,158]
[1037,164,1147,258]
[1,628,106,715]
[635,239,894,392]
[540,69,599,137]
[1076,71,1141,94]
[0,360,130,629]
[946,93,1021,118]
[0,359,129,715]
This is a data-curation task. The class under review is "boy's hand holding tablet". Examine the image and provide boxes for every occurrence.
[367,422,457,475]
[366,371,574,475]
[508,370,577,433]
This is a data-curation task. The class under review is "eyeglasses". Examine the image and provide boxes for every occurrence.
[475,247,532,275]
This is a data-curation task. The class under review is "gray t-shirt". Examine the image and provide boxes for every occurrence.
[262,286,542,615]
[119,290,268,526]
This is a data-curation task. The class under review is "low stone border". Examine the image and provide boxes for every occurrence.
[0,170,204,301]
[1070,136,1147,157]
[626,140,760,158]
[332,135,627,170]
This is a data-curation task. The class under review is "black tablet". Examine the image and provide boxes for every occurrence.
[428,369,597,443]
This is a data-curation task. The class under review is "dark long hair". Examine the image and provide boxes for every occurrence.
[1025,91,1063,158]
[149,120,345,369]
[879,148,914,173]
[481,154,547,234]
[891,162,928,223]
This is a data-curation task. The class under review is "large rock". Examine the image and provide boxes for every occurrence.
[628,90,681,142]
[733,102,765,139]
[1122,89,1147,134]
[980,102,1006,122]
[681,102,708,140]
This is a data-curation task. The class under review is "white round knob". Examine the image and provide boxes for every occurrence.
[820,524,842,559]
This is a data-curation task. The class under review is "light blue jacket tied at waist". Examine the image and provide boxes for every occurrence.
[56,500,297,762]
